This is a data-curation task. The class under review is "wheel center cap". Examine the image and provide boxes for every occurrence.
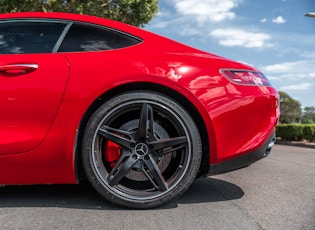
[135,143,149,155]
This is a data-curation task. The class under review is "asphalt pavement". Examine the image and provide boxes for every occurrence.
[0,144,314,230]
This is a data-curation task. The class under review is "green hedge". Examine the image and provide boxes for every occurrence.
[276,124,315,142]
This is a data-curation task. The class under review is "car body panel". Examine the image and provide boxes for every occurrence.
[61,49,279,164]
[0,12,279,186]
[0,54,69,156]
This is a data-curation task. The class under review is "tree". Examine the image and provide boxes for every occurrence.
[302,106,315,124]
[279,91,302,124]
[0,0,158,27]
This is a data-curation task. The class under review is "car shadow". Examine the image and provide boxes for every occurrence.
[0,177,244,210]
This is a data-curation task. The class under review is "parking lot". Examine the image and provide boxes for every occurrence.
[0,144,314,230]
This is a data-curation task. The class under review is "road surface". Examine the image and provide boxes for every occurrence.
[0,145,314,229]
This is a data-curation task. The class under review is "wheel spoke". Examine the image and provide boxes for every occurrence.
[98,126,135,149]
[107,154,138,186]
[147,105,155,141]
[156,145,186,157]
[135,103,154,140]
[150,136,188,153]
[143,155,168,192]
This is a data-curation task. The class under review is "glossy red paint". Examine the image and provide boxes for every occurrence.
[0,54,69,156]
[0,12,279,186]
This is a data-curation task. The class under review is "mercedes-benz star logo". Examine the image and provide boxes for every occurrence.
[135,143,149,155]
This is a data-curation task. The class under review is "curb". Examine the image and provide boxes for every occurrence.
[275,140,315,149]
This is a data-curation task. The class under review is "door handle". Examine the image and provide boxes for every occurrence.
[0,64,38,76]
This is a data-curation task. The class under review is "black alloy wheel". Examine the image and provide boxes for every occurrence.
[82,91,202,209]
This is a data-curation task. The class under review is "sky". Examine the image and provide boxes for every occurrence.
[145,0,315,109]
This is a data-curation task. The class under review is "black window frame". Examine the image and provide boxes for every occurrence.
[0,19,143,54]
[0,19,70,54]
[56,22,143,53]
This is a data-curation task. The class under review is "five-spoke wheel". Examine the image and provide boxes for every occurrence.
[82,91,201,208]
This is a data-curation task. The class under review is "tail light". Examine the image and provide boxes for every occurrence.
[220,69,271,86]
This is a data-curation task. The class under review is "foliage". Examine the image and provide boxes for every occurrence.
[279,91,302,124]
[0,0,158,27]
[302,106,315,124]
[276,124,315,142]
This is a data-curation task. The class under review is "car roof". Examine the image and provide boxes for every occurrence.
[0,12,146,38]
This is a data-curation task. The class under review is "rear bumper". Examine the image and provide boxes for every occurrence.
[208,134,276,176]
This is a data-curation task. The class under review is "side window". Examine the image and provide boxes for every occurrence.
[58,23,142,52]
[0,21,67,54]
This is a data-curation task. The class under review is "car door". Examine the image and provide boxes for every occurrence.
[0,20,69,155]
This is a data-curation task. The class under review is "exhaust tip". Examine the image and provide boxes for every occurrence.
[264,136,276,157]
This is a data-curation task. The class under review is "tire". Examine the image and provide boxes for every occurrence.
[82,91,202,209]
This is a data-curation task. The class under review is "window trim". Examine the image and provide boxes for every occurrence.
[0,19,144,54]
[52,22,73,53]
[56,21,144,53]
[0,19,70,54]
[69,21,143,44]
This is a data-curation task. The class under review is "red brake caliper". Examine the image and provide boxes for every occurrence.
[104,141,122,168]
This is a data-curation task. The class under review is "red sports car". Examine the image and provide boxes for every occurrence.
[0,12,279,208]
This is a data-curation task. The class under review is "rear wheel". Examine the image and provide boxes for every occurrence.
[82,91,202,209]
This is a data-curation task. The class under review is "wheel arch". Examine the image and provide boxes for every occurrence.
[75,82,210,181]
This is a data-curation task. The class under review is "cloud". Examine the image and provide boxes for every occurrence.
[149,20,172,29]
[172,0,240,23]
[280,83,311,91]
[262,60,315,76]
[178,26,202,36]
[272,16,286,24]
[260,18,267,23]
[261,60,315,106]
[210,28,272,48]
[262,60,315,87]
[302,51,315,58]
